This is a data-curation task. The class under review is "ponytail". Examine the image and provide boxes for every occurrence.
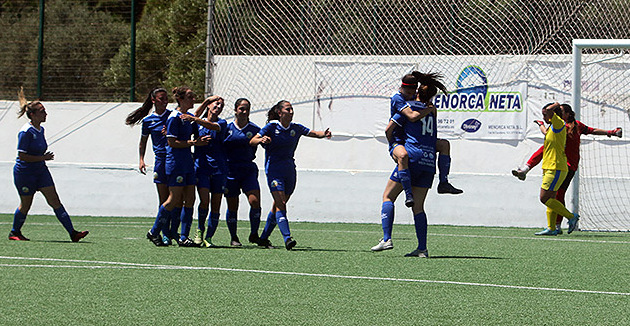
[267,100,288,123]
[125,87,167,125]
[17,87,41,120]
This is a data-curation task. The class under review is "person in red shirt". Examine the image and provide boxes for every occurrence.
[512,104,622,233]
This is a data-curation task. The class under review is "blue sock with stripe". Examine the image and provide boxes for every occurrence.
[226,210,238,239]
[381,201,395,241]
[260,211,276,240]
[53,205,74,234]
[249,207,261,235]
[276,210,291,242]
[398,169,414,203]
[169,207,182,239]
[206,212,220,240]
[179,207,194,240]
[438,155,451,183]
[197,206,209,232]
[12,208,27,233]
[151,205,170,235]
[413,212,428,251]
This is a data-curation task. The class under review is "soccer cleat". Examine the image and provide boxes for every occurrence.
[178,237,200,247]
[203,238,217,248]
[404,197,415,208]
[230,237,242,247]
[437,182,463,194]
[71,230,89,242]
[147,231,166,246]
[371,238,393,251]
[248,233,260,244]
[284,237,297,250]
[257,238,274,249]
[568,213,580,234]
[162,235,172,246]
[511,169,527,181]
[534,228,558,236]
[193,229,204,245]
[555,226,563,235]
[404,248,429,258]
[8,230,30,241]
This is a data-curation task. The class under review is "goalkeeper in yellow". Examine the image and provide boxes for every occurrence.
[535,102,579,236]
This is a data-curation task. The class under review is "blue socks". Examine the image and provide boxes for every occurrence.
[413,212,428,251]
[179,207,194,240]
[169,207,182,239]
[226,210,238,239]
[398,169,413,203]
[249,207,261,235]
[53,205,74,234]
[438,155,451,183]
[276,210,291,242]
[12,208,27,232]
[381,201,394,241]
[151,205,170,235]
[260,211,276,240]
[197,207,209,232]
[206,212,220,240]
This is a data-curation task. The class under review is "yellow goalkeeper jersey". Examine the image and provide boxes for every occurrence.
[542,112,568,171]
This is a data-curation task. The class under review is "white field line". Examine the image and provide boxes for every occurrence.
[0,256,628,296]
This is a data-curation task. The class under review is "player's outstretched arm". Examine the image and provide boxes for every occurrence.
[307,128,332,139]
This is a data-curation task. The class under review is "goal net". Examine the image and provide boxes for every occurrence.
[572,40,630,231]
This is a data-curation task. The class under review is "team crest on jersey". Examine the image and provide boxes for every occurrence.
[153,172,159,180]
[271,180,279,187]
[176,176,184,184]
[246,131,253,139]
[32,134,37,139]
[21,186,30,194]
[290,130,296,137]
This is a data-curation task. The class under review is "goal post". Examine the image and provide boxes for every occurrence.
[572,39,630,231]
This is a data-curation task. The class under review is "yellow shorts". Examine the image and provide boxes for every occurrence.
[541,169,567,192]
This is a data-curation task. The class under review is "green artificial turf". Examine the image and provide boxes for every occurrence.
[1,215,629,325]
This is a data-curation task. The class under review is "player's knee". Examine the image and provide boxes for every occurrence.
[436,138,450,154]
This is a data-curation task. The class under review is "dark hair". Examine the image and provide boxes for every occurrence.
[416,72,448,102]
[172,86,191,105]
[235,98,250,110]
[267,100,289,123]
[543,102,563,117]
[401,71,421,90]
[17,87,41,120]
[125,87,168,125]
[560,103,576,136]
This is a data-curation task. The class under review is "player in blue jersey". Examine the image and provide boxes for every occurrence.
[189,95,233,248]
[250,100,332,250]
[10,88,89,242]
[146,87,214,247]
[372,73,446,257]
[126,87,172,242]
[223,98,263,245]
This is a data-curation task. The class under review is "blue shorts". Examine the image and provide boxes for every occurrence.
[153,155,167,184]
[225,164,260,198]
[196,170,227,194]
[266,168,297,196]
[167,172,196,187]
[389,166,435,189]
[14,165,55,196]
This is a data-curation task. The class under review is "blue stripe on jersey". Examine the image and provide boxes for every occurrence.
[141,109,171,156]
[258,121,310,173]
[224,121,260,165]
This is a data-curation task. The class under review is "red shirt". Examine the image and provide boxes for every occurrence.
[565,120,594,171]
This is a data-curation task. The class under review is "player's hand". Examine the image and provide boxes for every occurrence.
[43,151,54,161]
[180,114,195,122]
[323,128,332,139]
[534,120,545,126]
[161,126,167,136]
[139,161,147,175]
[607,127,622,138]
[261,136,272,144]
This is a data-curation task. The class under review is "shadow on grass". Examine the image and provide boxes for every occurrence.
[28,240,93,244]
[428,255,505,260]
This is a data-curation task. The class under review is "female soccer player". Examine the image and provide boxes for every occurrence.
[146,87,212,247]
[223,98,263,245]
[126,87,172,242]
[10,88,89,242]
[249,100,332,250]
[371,74,443,255]
[512,104,621,233]
[190,95,233,247]
[531,102,579,236]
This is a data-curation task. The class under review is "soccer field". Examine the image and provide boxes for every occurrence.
[1,214,629,325]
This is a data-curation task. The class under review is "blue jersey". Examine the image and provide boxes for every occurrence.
[224,121,260,166]
[141,109,171,156]
[166,110,197,175]
[194,118,228,174]
[390,92,410,145]
[258,121,310,173]
[14,123,47,173]
[392,101,437,173]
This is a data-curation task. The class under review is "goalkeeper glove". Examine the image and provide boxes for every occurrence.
[607,127,622,138]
